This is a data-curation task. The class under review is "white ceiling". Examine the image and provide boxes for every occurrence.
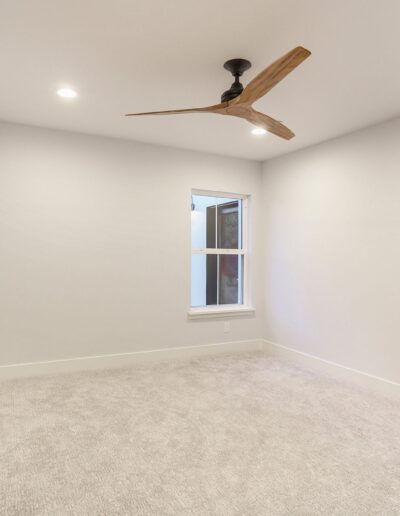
[1,0,400,161]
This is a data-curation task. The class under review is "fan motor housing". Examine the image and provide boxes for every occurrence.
[221,58,251,102]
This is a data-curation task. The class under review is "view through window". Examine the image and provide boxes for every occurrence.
[191,191,247,308]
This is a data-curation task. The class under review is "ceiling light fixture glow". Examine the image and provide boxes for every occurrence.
[57,87,77,98]
[251,127,267,135]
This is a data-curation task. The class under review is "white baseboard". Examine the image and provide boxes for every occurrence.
[3,337,398,398]
[0,339,263,380]
[262,339,400,398]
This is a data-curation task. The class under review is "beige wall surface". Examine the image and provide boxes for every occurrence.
[262,117,400,383]
[0,122,263,365]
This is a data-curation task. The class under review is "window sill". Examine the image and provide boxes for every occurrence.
[187,305,256,320]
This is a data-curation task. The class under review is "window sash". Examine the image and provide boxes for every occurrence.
[190,191,249,308]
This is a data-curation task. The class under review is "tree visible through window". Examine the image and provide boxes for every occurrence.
[191,191,248,308]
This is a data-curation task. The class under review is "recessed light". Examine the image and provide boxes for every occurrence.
[251,127,267,135]
[57,87,77,99]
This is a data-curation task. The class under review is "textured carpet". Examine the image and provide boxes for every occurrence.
[1,352,400,515]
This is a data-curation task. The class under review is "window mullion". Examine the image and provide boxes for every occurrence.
[191,248,244,255]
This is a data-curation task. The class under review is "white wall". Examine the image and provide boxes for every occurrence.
[262,117,400,384]
[4,116,400,386]
[0,121,262,366]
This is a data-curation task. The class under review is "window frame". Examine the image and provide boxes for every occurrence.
[188,189,255,319]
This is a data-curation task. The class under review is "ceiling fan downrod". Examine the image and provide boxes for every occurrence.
[221,58,252,102]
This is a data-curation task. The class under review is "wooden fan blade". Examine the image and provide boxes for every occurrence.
[126,102,228,117]
[250,110,294,140]
[228,105,294,140]
[237,46,311,105]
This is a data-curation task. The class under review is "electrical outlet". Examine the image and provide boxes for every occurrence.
[223,321,230,333]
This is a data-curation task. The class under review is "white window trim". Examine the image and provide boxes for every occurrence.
[188,305,255,319]
[189,189,255,319]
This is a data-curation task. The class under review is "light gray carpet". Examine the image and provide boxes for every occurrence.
[1,352,400,515]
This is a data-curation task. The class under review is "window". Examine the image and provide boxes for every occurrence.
[189,190,254,318]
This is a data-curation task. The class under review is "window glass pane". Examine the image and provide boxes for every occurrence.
[191,253,219,307]
[191,254,206,307]
[217,198,241,249]
[206,254,218,306]
[191,195,217,249]
[219,255,243,305]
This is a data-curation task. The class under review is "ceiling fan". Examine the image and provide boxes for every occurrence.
[126,46,311,140]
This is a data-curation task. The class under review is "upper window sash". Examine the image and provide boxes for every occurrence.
[191,190,248,252]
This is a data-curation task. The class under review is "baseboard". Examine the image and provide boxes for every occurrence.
[4,338,398,397]
[0,339,264,380]
[262,339,400,398]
